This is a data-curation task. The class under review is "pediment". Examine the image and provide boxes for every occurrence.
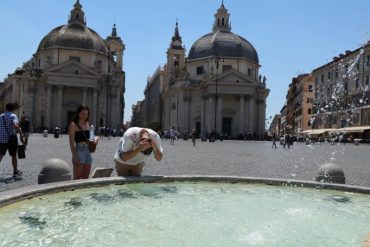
[46,61,99,76]
[215,69,255,84]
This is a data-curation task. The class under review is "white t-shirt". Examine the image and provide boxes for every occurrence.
[114,127,163,165]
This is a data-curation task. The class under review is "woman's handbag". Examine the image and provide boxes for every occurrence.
[88,140,97,153]
[17,144,26,159]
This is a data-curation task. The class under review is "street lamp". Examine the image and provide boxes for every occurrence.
[214,56,219,135]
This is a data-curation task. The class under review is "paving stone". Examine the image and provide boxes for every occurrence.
[0,134,369,191]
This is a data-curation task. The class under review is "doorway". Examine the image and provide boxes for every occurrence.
[222,117,232,136]
[196,122,201,137]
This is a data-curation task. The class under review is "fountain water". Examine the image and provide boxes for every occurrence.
[0,178,370,246]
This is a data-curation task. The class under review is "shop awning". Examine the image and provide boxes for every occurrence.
[340,126,370,133]
[300,126,370,135]
[300,129,336,135]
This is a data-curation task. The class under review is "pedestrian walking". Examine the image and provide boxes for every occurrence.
[272,133,277,148]
[191,129,196,146]
[0,103,25,178]
[170,126,176,145]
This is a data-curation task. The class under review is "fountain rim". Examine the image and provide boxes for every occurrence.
[1,175,370,208]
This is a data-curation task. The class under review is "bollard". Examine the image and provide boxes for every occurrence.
[38,158,72,184]
[43,130,48,137]
[316,163,345,184]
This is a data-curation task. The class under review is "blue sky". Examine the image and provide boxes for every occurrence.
[1,0,370,124]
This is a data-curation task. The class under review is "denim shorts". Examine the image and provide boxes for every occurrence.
[76,143,92,164]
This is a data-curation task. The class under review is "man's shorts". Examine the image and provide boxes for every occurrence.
[0,142,17,156]
[115,161,144,176]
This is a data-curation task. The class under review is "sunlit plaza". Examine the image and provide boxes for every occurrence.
[1,134,369,191]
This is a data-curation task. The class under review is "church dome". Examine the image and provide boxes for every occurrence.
[188,31,259,63]
[188,3,259,63]
[37,1,107,54]
[37,24,108,54]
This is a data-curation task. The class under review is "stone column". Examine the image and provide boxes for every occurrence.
[259,97,266,137]
[92,89,97,126]
[249,95,254,133]
[201,96,206,131]
[82,88,87,105]
[57,85,64,128]
[239,95,245,134]
[110,86,117,128]
[183,96,191,131]
[217,94,223,134]
[46,85,52,129]
[207,95,214,132]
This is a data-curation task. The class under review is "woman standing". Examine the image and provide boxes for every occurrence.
[68,104,96,179]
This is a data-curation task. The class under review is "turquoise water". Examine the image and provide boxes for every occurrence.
[0,182,369,246]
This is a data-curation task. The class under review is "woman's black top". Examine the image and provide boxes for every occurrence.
[75,130,89,143]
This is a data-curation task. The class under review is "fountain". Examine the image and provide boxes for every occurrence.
[0,176,369,246]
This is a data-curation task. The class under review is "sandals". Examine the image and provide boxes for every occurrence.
[13,170,23,177]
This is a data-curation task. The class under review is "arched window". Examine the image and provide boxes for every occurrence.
[222,18,224,26]
[217,19,220,26]
[76,14,79,20]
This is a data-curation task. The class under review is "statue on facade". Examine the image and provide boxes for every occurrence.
[263,76,267,84]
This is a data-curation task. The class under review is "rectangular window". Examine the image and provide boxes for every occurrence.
[366,55,370,66]
[366,75,369,85]
[344,82,348,91]
[321,74,324,82]
[308,85,313,92]
[356,79,359,89]
[222,65,232,72]
[196,66,204,75]
[248,68,251,76]
[315,77,318,84]
[69,56,80,62]
[335,69,338,78]
[308,108,312,114]
[327,71,331,79]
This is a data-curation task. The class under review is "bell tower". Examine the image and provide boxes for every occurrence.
[106,24,125,70]
[166,21,186,83]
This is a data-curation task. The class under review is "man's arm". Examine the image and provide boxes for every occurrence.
[12,120,24,142]
[152,144,163,161]
[151,134,163,161]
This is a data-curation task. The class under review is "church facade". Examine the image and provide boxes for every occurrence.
[134,3,269,138]
[0,0,125,131]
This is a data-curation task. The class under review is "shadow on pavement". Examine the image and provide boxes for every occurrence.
[0,175,22,184]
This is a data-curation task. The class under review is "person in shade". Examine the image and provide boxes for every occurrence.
[0,103,25,177]
[114,127,163,176]
[19,115,32,147]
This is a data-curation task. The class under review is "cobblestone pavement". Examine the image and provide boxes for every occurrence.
[0,134,369,192]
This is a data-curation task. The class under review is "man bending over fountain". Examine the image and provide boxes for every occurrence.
[114,127,163,176]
